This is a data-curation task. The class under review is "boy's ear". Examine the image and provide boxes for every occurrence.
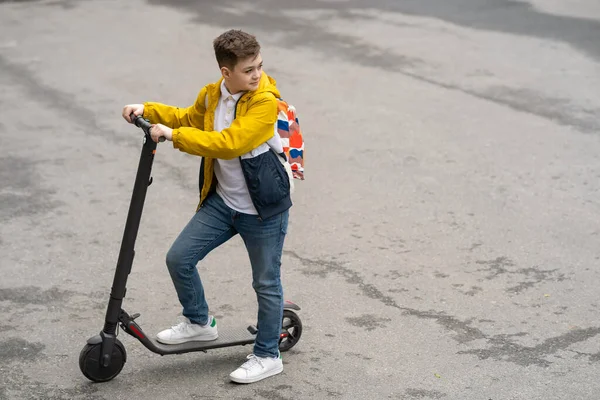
[221,66,231,78]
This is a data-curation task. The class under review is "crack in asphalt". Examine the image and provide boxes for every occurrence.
[284,250,600,367]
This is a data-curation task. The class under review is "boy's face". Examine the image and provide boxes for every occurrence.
[222,54,263,94]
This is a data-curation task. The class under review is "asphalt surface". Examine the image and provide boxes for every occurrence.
[1,0,600,399]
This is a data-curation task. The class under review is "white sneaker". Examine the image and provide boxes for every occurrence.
[229,353,283,384]
[156,316,218,344]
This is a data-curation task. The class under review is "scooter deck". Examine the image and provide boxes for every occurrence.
[146,325,257,355]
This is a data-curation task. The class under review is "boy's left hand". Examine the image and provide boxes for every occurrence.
[150,124,173,143]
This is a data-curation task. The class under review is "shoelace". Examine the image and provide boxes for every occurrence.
[171,321,189,333]
[240,354,264,370]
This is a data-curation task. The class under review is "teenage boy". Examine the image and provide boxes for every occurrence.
[122,29,292,384]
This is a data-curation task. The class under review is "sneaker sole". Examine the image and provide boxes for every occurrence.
[229,365,283,384]
[156,333,219,345]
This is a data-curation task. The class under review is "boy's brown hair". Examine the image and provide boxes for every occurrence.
[213,30,261,71]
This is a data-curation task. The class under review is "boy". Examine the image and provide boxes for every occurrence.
[122,29,292,384]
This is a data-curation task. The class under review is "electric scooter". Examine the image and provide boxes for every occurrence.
[79,115,302,383]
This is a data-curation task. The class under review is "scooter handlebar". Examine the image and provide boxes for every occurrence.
[130,113,165,142]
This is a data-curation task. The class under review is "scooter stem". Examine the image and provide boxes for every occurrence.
[103,130,157,335]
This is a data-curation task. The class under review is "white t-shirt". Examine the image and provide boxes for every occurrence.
[213,81,255,214]
[213,81,284,215]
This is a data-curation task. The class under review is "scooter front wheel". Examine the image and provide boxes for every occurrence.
[79,339,127,382]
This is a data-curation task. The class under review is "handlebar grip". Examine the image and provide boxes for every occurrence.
[131,113,166,142]
[131,113,150,130]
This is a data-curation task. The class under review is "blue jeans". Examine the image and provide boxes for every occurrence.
[165,192,288,358]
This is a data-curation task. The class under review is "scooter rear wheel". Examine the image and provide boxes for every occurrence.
[279,310,302,352]
[79,339,127,382]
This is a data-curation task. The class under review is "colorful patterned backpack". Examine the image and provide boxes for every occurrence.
[276,99,304,180]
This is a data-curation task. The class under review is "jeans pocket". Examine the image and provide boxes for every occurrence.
[280,210,289,235]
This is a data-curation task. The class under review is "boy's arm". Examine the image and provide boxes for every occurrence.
[143,87,207,130]
[171,94,277,160]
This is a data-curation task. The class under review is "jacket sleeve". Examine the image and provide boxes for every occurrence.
[171,94,277,160]
[142,87,206,130]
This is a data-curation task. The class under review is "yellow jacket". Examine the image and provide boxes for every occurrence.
[143,72,282,209]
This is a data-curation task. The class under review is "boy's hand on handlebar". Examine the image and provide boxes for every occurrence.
[122,104,144,123]
[150,124,173,143]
